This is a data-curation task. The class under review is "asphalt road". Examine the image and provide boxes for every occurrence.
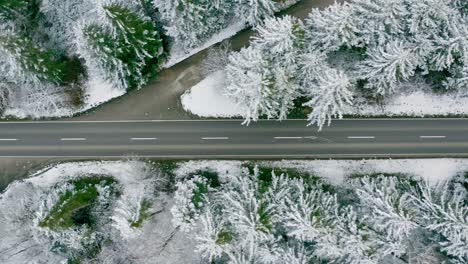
[0,119,467,158]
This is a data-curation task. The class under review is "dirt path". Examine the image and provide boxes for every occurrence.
[70,0,341,121]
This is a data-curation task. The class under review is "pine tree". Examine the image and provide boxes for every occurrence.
[358,41,423,95]
[0,28,65,84]
[77,3,164,90]
[409,181,468,262]
[39,0,96,54]
[303,68,353,130]
[154,0,232,50]
[304,2,361,53]
[351,0,409,46]
[0,0,30,24]
[352,176,419,257]
[225,16,303,123]
[235,0,278,26]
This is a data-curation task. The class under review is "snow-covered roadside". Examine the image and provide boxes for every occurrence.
[182,71,468,118]
[2,74,125,119]
[175,159,467,186]
[181,70,245,117]
[345,90,468,117]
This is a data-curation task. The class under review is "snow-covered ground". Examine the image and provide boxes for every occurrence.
[174,158,466,186]
[180,70,245,117]
[182,71,468,118]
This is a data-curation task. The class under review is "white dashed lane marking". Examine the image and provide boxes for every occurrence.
[61,138,86,141]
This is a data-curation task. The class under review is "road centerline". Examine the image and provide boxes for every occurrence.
[0,138,18,141]
[420,136,446,139]
[202,137,229,140]
[61,138,86,141]
[131,137,158,141]
[347,136,375,139]
[274,137,303,139]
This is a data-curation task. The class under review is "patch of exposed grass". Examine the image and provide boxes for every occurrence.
[130,199,153,228]
[39,176,117,230]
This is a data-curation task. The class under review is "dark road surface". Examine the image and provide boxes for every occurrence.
[0,119,467,158]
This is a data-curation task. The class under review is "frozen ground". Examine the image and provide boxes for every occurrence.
[182,71,468,118]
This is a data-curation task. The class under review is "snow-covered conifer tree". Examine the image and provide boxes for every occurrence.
[303,68,353,130]
[409,181,468,262]
[352,176,419,257]
[304,2,360,53]
[154,0,232,50]
[235,0,278,26]
[225,46,273,122]
[0,28,65,84]
[39,0,96,53]
[0,0,30,24]
[358,41,423,95]
[77,2,164,90]
[225,16,303,123]
[171,175,210,231]
[352,0,409,46]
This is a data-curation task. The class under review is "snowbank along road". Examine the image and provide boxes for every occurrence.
[0,119,468,158]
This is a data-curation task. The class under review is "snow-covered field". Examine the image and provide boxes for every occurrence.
[182,71,468,118]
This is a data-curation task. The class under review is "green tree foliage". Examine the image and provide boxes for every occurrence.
[82,3,165,90]
[0,30,65,84]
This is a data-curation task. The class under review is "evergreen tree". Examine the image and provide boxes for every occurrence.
[235,0,278,26]
[0,28,65,84]
[78,3,165,90]
[358,41,423,95]
[304,2,361,53]
[0,0,29,23]
[303,68,353,130]
[225,16,303,123]
[154,0,232,50]
[352,0,409,46]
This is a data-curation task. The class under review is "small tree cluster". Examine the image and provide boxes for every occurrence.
[153,0,290,51]
[225,15,353,129]
[224,0,468,129]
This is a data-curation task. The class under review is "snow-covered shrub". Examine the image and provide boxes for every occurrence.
[171,175,211,231]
